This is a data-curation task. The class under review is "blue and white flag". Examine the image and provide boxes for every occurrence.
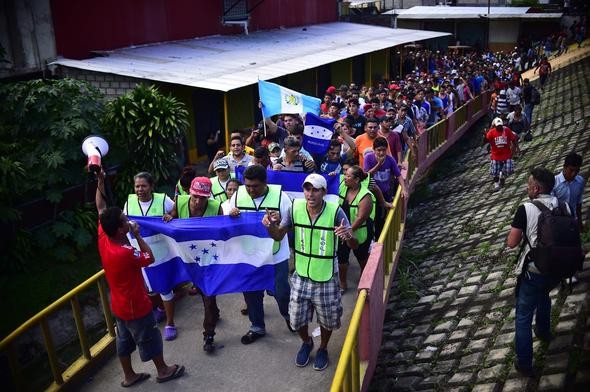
[258,80,321,118]
[235,168,339,203]
[303,112,336,155]
[128,214,275,296]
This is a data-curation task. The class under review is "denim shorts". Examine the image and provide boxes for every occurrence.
[115,311,163,362]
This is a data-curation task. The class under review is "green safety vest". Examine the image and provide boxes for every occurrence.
[126,193,166,216]
[176,180,188,196]
[210,176,229,203]
[176,195,220,218]
[292,199,339,282]
[338,184,372,244]
[338,177,376,221]
[236,184,282,254]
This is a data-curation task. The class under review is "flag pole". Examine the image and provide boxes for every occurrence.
[258,77,267,138]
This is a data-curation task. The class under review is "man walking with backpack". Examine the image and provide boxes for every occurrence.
[522,78,540,124]
[506,168,584,376]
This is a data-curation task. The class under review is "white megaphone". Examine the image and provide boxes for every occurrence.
[82,135,109,173]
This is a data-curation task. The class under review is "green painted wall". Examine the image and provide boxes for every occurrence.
[226,86,255,132]
[155,83,198,160]
[287,69,316,96]
[371,50,387,84]
[330,59,351,88]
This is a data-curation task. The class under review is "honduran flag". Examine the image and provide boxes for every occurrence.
[303,112,336,155]
[128,213,275,297]
[235,168,339,204]
[258,80,321,118]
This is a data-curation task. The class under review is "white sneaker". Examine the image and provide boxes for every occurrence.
[493,182,500,190]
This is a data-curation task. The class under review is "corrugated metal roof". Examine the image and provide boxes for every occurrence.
[51,22,449,92]
[387,6,562,20]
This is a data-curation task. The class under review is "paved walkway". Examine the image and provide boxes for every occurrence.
[80,261,361,391]
[370,58,590,390]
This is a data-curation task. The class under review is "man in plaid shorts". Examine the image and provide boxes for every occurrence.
[263,173,358,371]
[485,117,519,191]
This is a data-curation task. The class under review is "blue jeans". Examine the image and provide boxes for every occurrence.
[515,271,559,368]
[244,259,290,333]
[524,103,534,125]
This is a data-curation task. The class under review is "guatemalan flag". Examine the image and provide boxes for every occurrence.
[128,213,275,297]
[235,168,339,204]
[303,112,336,155]
[258,80,321,118]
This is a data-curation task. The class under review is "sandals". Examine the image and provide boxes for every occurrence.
[164,325,177,341]
[240,330,265,345]
[156,364,185,383]
[121,372,150,387]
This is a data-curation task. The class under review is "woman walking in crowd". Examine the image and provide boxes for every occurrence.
[337,165,373,293]
[124,172,179,341]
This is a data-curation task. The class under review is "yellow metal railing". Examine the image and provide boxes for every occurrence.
[331,185,404,392]
[453,104,467,133]
[0,270,115,391]
[379,187,403,276]
[427,120,448,156]
[330,289,367,392]
[472,94,483,114]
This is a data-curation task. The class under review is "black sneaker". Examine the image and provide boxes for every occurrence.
[203,335,216,353]
[240,330,265,345]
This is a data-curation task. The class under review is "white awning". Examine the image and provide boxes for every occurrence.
[51,22,449,92]
[387,6,562,20]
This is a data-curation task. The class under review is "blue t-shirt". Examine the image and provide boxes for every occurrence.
[552,172,585,218]
[317,155,346,175]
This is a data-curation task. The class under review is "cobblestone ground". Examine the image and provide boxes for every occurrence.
[369,58,590,391]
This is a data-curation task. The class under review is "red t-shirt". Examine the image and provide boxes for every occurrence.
[98,223,153,320]
[486,127,516,161]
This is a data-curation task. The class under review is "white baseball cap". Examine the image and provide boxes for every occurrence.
[302,173,327,190]
[493,118,503,127]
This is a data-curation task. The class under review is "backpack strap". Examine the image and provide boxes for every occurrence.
[530,200,550,212]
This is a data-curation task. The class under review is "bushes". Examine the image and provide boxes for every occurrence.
[104,84,189,203]
[0,80,189,273]
[0,79,105,271]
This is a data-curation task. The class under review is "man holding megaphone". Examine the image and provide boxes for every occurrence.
[84,135,179,342]
[94,169,185,387]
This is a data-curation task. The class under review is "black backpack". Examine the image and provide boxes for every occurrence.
[525,201,584,279]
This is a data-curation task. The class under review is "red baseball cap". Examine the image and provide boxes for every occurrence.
[190,177,212,197]
[326,86,336,94]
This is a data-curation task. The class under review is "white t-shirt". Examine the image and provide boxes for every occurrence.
[123,195,174,216]
[225,153,253,175]
[506,87,521,105]
[226,188,292,263]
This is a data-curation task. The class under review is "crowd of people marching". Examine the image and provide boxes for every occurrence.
[95,28,587,387]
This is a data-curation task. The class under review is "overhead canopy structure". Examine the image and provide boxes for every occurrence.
[388,6,562,20]
[52,22,449,92]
